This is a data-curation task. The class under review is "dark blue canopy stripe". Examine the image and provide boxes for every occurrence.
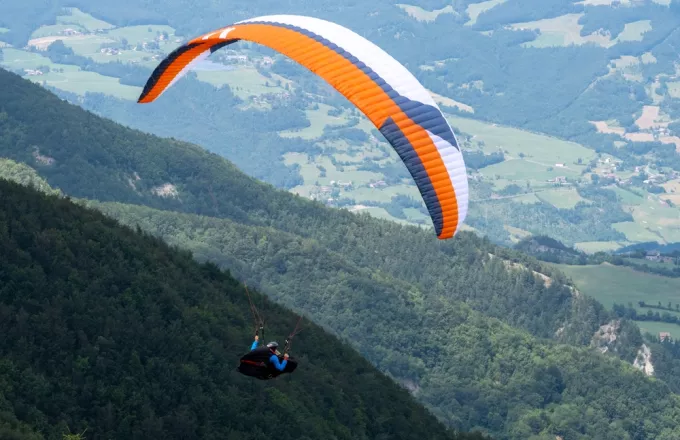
[380,117,443,236]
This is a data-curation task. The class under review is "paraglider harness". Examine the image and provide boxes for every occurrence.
[237,284,302,380]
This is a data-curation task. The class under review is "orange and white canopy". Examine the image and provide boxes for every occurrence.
[138,15,468,239]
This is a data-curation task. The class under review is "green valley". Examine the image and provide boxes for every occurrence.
[2,2,680,251]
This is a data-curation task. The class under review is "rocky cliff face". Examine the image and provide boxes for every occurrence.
[633,344,655,376]
[591,320,654,375]
[591,320,620,354]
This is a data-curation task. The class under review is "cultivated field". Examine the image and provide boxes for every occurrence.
[574,241,629,253]
[509,13,651,49]
[465,0,508,26]
[536,188,589,209]
[396,4,455,22]
[554,263,680,313]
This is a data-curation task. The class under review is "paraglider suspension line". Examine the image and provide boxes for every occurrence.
[244,283,265,341]
[284,315,304,354]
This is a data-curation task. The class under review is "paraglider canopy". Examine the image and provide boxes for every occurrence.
[138,14,469,239]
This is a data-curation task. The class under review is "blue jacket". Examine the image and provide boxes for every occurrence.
[270,353,288,371]
[250,340,287,371]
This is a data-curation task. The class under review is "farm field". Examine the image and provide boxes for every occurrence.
[446,115,596,166]
[509,13,651,49]
[536,188,590,209]
[465,0,508,26]
[0,48,139,99]
[396,4,455,22]
[554,263,680,313]
[634,320,680,339]
[574,241,629,253]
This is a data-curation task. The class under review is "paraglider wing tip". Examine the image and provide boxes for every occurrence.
[438,227,462,240]
[437,231,452,240]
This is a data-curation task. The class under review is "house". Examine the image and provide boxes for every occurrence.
[660,332,671,342]
[61,28,82,36]
[226,54,247,63]
[646,250,661,261]
[100,48,120,55]
[547,176,568,185]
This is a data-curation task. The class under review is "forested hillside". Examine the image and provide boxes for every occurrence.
[0,178,485,440]
[0,67,604,346]
[5,67,680,439]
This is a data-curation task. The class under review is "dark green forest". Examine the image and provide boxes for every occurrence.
[0,68,604,347]
[5,68,680,438]
[0,178,487,440]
